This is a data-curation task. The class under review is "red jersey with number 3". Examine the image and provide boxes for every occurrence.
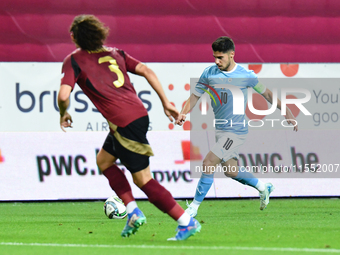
[61,47,148,127]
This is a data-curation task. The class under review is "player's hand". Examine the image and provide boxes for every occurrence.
[163,102,179,122]
[60,111,73,132]
[284,107,298,131]
[175,113,186,126]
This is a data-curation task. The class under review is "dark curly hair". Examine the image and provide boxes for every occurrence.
[70,15,109,51]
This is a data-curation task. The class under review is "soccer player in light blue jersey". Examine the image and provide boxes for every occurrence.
[176,37,297,217]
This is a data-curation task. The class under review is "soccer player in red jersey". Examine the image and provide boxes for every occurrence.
[57,15,201,240]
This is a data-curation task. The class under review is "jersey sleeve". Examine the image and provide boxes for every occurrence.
[247,70,259,88]
[60,54,76,90]
[247,70,267,94]
[118,50,140,73]
[194,67,210,97]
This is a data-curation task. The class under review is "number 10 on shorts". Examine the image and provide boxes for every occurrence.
[223,138,233,150]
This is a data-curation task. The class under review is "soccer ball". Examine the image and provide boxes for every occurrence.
[103,196,127,219]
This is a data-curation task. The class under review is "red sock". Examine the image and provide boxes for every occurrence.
[167,203,185,221]
[103,165,134,205]
[141,179,185,221]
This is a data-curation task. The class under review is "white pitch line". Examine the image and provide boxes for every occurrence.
[0,242,339,253]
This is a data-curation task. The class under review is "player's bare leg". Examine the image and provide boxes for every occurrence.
[96,148,116,172]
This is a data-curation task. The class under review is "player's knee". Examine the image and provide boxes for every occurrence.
[96,154,111,172]
[224,170,238,178]
[202,160,215,174]
[132,177,140,187]
[132,173,152,188]
[96,155,103,171]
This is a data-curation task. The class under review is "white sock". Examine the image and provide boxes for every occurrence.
[190,199,201,210]
[255,180,266,192]
[177,212,191,226]
[126,201,138,214]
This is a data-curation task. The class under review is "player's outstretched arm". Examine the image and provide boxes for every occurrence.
[175,93,200,126]
[135,63,179,122]
[58,85,73,132]
[261,88,298,131]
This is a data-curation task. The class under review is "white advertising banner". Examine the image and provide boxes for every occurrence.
[0,130,339,201]
[210,129,340,198]
[0,62,205,132]
[0,131,195,200]
[0,62,339,200]
[1,63,340,132]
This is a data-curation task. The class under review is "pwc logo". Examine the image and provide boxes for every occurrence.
[175,141,202,164]
[0,149,5,163]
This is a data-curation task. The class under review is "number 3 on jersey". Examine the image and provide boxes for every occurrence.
[98,56,125,88]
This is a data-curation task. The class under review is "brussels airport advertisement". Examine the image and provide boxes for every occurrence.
[0,62,339,201]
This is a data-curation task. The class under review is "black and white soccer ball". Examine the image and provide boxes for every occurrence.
[103,196,127,219]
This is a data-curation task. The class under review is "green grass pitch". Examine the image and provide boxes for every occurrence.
[0,198,339,255]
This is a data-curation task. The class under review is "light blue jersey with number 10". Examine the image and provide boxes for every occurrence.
[194,64,262,135]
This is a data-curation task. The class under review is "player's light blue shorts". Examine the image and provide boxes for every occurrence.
[211,130,247,163]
